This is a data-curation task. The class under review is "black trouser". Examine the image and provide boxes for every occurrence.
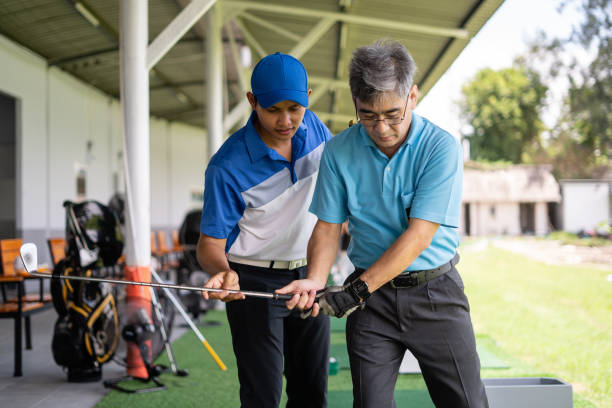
[346,265,488,408]
[227,262,330,408]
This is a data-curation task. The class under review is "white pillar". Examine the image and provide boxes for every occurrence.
[121,0,150,266]
[535,201,548,236]
[120,0,152,378]
[206,4,224,158]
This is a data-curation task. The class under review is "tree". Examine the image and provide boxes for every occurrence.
[530,0,611,176]
[459,64,548,163]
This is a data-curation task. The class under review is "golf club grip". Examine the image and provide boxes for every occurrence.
[274,293,293,301]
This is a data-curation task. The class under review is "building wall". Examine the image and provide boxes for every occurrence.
[534,202,548,235]
[462,200,558,237]
[561,182,611,233]
[466,202,521,236]
[0,35,208,262]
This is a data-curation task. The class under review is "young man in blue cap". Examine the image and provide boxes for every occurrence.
[197,52,332,407]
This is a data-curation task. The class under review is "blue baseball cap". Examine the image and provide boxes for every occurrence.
[251,52,309,108]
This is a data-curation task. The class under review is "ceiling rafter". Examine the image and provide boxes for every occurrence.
[239,11,301,43]
[63,0,202,109]
[223,1,469,39]
[147,0,217,70]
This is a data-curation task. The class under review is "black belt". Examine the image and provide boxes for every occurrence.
[389,253,459,288]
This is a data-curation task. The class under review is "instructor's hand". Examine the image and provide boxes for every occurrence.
[318,284,365,318]
[202,270,245,302]
[276,279,325,316]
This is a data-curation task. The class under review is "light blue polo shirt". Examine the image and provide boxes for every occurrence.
[201,109,332,260]
[309,113,462,271]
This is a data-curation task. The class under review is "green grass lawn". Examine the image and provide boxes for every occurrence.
[98,241,611,407]
[460,240,611,408]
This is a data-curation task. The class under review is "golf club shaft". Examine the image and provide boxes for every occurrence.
[26,269,292,301]
[150,269,227,371]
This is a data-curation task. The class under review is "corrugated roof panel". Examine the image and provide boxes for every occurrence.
[0,0,115,60]
[0,0,505,129]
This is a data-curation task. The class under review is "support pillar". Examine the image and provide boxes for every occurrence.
[120,0,152,379]
[206,4,224,158]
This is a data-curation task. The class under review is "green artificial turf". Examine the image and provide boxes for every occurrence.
[328,389,435,407]
[329,337,509,371]
[97,311,243,408]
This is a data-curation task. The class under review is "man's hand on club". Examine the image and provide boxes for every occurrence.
[317,282,365,318]
[202,270,245,302]
[276,278,324,316]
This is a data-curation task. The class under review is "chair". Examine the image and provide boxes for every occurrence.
[171,230,184,253]
[0,238,51,303]
[47,237,66,267]
[154,230,179,272]
[0,238,51,376]
[151,231,162,257]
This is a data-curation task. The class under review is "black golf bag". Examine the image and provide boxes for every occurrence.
[176,209,216,319]
[50,200,123,382]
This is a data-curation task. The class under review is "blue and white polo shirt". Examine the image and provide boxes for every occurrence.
[200,109,332,260]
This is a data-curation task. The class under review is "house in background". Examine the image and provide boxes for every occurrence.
[460,164,561,236]
[559,179,612,233]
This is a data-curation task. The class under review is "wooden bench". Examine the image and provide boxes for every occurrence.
[1,238,52,303]
[47,237,66,267]
[0,238,52,376]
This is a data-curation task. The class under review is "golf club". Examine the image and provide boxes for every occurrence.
[19,243,293,301]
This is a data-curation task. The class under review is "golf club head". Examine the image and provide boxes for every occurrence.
[79,247,99,267]
[19,243,38,274]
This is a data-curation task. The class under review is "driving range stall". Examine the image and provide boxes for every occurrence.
[0,0,573,406]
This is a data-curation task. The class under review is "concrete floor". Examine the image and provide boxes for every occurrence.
[0,306,188,408]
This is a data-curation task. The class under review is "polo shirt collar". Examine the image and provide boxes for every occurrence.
[244,111,309,163]
[405,112,423,145]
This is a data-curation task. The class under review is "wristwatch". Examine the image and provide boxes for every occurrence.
[350,278,371,301]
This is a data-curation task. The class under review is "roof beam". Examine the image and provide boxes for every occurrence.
[308,80,332,107]
[150,79,241,91]
[232,18,267,59]
[223,1,468,39]
[147,0,218,70]
[226,20,249,93]
[223,99,251,133]
[310,76,349,90]
[49,46,117,66]
[312,111,355,124]
[289,16,336,59]
[239,11,302,43]
[159,106,354,128]
[223,15,337,132]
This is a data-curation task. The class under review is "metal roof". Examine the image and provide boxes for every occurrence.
[0,0,504,133]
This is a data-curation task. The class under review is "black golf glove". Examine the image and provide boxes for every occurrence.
[318,281,366,318]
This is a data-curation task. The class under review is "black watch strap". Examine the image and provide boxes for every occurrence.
[350,278,371,301]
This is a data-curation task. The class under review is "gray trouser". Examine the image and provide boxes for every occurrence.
[346,266,488,408]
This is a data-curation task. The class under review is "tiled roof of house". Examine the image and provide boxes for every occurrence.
[463,164,561,203]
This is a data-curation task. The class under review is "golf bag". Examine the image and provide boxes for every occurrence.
[177,209,216,318]
[50,200,123,382]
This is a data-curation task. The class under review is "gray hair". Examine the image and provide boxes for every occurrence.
[349,40,417,103]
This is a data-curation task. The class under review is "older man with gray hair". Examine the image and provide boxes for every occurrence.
[278,40,488,407]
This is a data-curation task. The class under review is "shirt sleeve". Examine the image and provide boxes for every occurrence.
[409,135,463,228]
[309,143,348,224]
[308,110,333,143]
[200,164,246,238]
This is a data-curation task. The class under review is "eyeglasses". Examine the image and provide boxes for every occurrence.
[355,96,409,127]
